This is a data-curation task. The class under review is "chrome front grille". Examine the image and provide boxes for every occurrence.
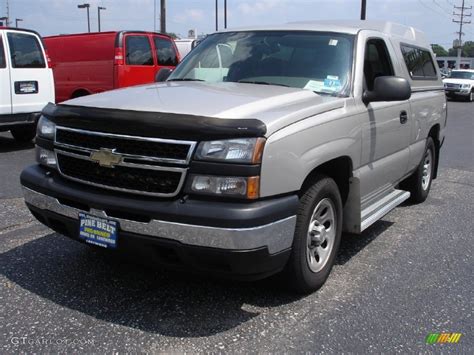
[54,127,196,197]
[446,83,461,89]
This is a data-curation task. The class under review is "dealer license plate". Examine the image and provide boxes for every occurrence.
[79,212,118,249]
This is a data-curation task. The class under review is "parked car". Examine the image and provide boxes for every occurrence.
[44,31,180,103]
[21,21,447,293]
[0,27,55,142]
[174,38,197,58]
[443,69,474,101]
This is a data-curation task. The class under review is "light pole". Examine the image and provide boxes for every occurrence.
[361,0,367,20]
[224,0,227,29]
[98,6,106,32]
[77,3,91,32]
[215,0,218,31]
[15,18,23,27]
[0,17,8,27]
[160,0,166,34]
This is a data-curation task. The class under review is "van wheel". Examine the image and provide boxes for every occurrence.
[402,137,436,203]
[11,126,36,142]
[284,174,342,293]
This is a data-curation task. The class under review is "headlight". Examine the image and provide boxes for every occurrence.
[461,84,471,89]
[35,146,57,168]
[189,175,259,199]
[195,138,265,164]
[36,116,56,140]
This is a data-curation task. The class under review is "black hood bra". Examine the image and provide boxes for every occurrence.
[42,103,267,141]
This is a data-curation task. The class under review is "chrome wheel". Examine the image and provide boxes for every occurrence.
[421,149,432,191]
[306,198,336,273]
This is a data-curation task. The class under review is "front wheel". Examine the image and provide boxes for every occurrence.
[284,175,342,293]
[11,125,36,142]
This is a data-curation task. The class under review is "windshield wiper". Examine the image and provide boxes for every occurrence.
[167,78,205,82]
[238,80,290,87]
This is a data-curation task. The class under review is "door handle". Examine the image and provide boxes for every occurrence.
[400,111,408,124]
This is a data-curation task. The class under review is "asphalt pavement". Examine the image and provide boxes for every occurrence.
[0,101,472,353]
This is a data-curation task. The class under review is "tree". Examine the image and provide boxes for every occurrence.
[431,44,448,57]
[166,32,179,39]
[447,41,474,57]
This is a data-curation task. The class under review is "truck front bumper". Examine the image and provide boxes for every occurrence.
[21,165,298,279]
[0,112,40,131]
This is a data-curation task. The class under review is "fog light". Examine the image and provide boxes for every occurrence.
[190,175,260,199]
[36,147,57,168]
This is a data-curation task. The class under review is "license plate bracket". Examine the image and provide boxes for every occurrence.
[79,212,119,249]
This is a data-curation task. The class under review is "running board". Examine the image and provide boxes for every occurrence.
[360,189,410,232]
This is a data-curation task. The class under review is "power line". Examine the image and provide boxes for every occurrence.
[452,0,472,68]
[418,0,452,20]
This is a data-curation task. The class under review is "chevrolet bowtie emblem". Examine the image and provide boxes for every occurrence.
[90,148,123,168]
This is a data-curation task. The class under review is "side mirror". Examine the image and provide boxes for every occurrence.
[155,68,173,82]
[363,76,411,104]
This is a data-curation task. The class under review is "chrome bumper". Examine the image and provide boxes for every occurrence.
[23,187,296,254]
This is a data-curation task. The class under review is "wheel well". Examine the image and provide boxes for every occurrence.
[300,156,353,205]
[71,89,91,99]
[428,124,441,179]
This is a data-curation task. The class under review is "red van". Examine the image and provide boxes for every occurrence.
[44,31,180,102]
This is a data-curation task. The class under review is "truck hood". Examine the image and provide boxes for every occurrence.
[65,82,346,136]
[443,78,474,85]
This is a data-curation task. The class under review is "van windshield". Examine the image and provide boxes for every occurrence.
[169,31,354,96]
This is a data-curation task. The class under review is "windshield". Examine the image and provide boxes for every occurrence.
[449,71,474,80]
[169,31,354,96]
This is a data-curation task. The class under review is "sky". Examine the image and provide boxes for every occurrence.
[1,0,473,49]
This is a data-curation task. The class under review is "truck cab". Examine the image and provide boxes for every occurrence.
[0,27,55,141]
[21,21,447,293]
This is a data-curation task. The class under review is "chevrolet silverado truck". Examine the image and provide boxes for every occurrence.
[21,21,447,293]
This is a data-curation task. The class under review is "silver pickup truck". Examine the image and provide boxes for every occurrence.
[21,21,447,293]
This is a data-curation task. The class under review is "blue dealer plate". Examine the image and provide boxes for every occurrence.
[79,213,118,249]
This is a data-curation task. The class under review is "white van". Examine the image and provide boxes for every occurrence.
[0,27,55,142]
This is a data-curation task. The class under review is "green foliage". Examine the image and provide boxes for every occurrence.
[447,41,474,57]
[431,44,448,57]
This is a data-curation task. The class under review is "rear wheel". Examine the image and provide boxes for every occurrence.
[402,137,436,203]
[284,175,342,293]
[11,125,36,142]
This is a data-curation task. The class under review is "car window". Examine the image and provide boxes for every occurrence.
[7,32,46,68]
[364,39,394,91]
[169,31,355,97]
[449,71,474,80]
[154,37,179,66]
[0,35,6,68]
[125,36,153,66]
[401,45,437,79]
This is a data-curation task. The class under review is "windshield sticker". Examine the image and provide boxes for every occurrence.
[304,80,325,92]
[327,75,339,80]
[329,39,338,46]
[323,78,342,91]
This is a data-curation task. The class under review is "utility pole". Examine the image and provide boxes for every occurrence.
[360,0,367,20]
[224,0,227,29]
[154,0,156,32]
[453,0,472,69]
[98,6,106,32]
[160,0,166,34]
[215,0,218,31]
[5,0,10,26]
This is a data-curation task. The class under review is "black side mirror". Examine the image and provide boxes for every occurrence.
[363,76,411,104]
[155,68,173,82]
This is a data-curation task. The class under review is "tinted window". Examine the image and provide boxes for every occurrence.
[154,37,178,66]
[449,71,474,80]
[0,36,6,68]
[7,32,45,68]
[401,45,437,79]
[125,36,153,65]
[364,39,394,91]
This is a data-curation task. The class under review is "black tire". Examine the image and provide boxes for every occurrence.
[402,137,436,203]
[10,125,36,142]
[469,90,474,102]
[284,174,343,294]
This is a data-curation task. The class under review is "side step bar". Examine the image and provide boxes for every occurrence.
[360,189,410,232]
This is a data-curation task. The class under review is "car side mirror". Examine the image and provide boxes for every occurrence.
[363,76,411,104]
[155,68,173,82]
